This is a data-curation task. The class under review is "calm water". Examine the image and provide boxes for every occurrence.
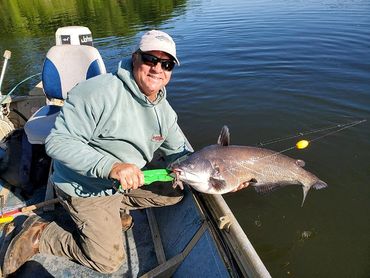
[1,0,369,277]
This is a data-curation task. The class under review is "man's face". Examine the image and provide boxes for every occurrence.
[132,50,173,102]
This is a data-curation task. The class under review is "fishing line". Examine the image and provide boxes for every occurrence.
[308,119,366,143]
[0,72,41,105]
[256,119,366,162]
[256,119,366,147]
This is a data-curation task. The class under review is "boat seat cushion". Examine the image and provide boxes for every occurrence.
[42,45,106,100]
[24,105,61,144]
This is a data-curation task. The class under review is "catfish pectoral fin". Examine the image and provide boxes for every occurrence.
[252,183,283,195]
[209,177,227,191]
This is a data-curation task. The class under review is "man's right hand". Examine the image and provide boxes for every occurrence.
[109,163,145,191]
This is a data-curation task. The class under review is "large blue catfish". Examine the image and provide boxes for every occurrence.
[171,126,328,206]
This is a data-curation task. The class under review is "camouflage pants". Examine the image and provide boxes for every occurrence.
[39,183,183,273]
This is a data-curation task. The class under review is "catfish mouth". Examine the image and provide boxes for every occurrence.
[171,168,186,183]
[171,167,203,183]
[171,168,183,176]
[171,168,197,191]
[171,168,191,180]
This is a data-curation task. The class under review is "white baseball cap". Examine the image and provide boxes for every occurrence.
[136,30,180,65]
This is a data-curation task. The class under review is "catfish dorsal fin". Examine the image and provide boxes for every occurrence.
[217,125,230,146]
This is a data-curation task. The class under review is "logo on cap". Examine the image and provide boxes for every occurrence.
[155,35,171,43]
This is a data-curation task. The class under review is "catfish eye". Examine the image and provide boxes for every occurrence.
[190,164,195,169]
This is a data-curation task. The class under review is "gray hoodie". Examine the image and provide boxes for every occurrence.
[45,58,189,197]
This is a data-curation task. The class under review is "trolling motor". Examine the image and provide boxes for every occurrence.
[55,26,93,46]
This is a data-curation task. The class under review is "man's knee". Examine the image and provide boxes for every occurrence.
[92,247,125,274]
[123,182,185,208]
[164,190,183,206]
[155,182,184,204]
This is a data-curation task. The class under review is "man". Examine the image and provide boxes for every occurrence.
[3,30,190,275]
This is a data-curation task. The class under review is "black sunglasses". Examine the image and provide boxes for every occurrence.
[138,51,176,72]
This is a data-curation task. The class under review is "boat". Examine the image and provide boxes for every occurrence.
[0,26,271,277]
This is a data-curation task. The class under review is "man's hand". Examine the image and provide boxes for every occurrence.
[231,182,249,192]
[109,163,144,191]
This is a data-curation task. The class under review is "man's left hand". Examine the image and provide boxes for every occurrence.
[231,182,249,192]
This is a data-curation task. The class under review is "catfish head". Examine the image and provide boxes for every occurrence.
[170,126,232,194]
[171,148,228,194]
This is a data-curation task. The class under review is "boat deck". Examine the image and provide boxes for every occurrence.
[0,181,232,277]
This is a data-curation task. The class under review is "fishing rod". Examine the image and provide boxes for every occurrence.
[0,50,11,96]
[0,198,59,224]
[0,72,41,105]
[256,119,366,147]
[257,118,367,161]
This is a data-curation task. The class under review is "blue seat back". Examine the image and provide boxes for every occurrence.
[42,45,106,100]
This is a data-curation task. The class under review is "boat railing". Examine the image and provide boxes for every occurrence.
[195,192,271,278]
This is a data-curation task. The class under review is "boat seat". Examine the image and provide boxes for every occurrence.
[24,45,106,144]
[22,45,106,207]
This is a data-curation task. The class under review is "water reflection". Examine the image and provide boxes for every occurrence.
[0,0,187,94]
[0,0,187,37]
